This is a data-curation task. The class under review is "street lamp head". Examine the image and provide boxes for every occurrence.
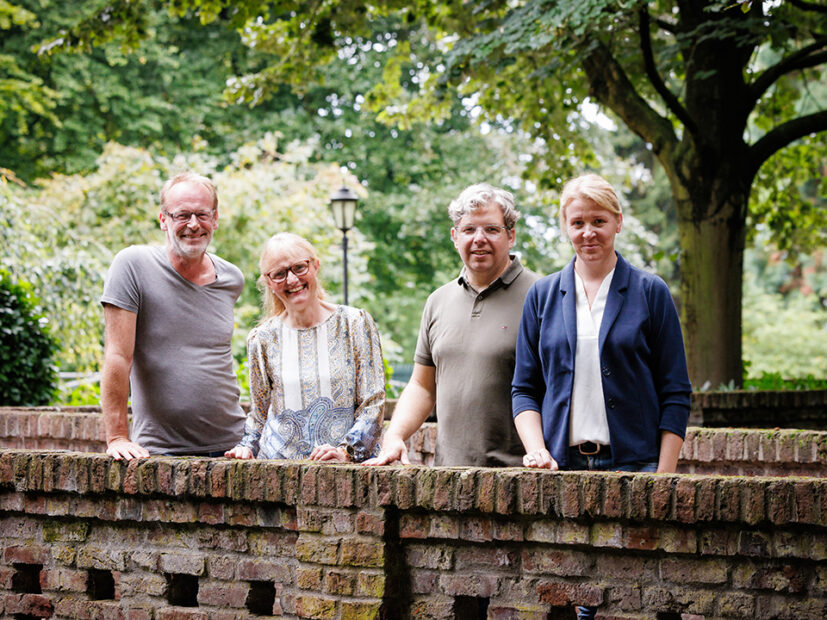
[329,185,359,232]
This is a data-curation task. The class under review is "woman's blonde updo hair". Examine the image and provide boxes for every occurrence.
[258,232,326,319]
[558,173,622,231]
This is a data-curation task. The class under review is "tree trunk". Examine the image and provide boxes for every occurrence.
[676,198,746,389]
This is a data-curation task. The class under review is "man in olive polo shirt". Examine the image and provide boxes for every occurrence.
[364,183,540,466]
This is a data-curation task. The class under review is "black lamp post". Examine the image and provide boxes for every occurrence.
[329,185,359,306]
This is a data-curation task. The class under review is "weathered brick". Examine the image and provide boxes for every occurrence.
[536,580,602,607]
[556,521,589,545]
[716,591,756,616]
[399,513,429,539]
[316,466,336,506]
[236,559,290,582]
[340,540,384,568]
[461,516,494,543]
[476,470,496,512]
[660,525,697,554]
[650,476,674,520]
[323,569,355,595]
[493,518,524,541]
[40,567,88,592]
[393,467,416,509]
[410,569,439,594]
[356,571,385,597]
[660,558,727,584]
[428,514,459,539]
[454,547,517,570]
[226,502,257,527]
[406,545,452,570]
[741,480,766,525]
[581,473,602,517]
[560,474,581,518]
[119,571,166,596]
[323,511,355,536]
[415,469,437,509]
[76,546,127,571]
[456,469,476,512]
[334,468,355,507]
[591,522,623,548]
[159,552,205,576]
[732,562,809,593]
[356,511,384,536]
[4,543,48,564]
[4,593,54,617]
[340,600,382,620]
[440,573,500,597]
[522,549,591,576]
[698,528,737,556]
[295,536,339,565]
[738,530,772,557]
[297,566,323,590]
[206,556,235,580]
[197,579,249,607]
[295,594,337,619]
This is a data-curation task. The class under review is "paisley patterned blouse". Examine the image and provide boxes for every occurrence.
[239,305,385,461]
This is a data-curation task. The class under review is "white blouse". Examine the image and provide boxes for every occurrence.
[569,269,615,446]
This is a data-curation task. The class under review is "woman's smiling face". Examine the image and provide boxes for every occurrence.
[262,243,320,315]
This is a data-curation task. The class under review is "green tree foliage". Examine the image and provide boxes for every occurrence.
[1,137,370,396]
[57,0,826,387]
[0,0,295,180]
[0,267,58,405]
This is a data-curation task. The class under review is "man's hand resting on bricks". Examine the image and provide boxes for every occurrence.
[106,437,150,460]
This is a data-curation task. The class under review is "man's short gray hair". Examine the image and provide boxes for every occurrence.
[448,183,521,228]
[160,172,218,212]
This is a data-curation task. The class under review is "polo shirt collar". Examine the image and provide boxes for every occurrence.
[457,254,524,291]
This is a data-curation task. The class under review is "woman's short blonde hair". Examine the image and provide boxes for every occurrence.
[558,173,622,230]
[258,232,326,319]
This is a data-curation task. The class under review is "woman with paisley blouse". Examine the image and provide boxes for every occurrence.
[226,233,385,463]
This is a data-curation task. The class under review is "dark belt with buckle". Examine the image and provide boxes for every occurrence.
[573,441,608,455]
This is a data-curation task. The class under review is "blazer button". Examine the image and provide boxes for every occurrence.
[607,398,616,409]
[602,366,611,376]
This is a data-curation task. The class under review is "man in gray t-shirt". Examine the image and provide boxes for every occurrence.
[365,184,539,467]
[100,172,245,459]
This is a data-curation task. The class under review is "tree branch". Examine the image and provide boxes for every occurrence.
[580,40,678,163]
[747,110,827,179]
[751,37,827,100]
[638,6,696,134]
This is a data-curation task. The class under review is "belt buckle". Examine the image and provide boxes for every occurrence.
[578,442,601,455]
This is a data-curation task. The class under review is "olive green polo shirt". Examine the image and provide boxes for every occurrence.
[414,256,540,466]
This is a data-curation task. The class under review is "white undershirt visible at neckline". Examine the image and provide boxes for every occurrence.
[569,268,615,447]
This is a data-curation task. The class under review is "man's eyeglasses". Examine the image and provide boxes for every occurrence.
[266,259,312,282]
[165,210,215,223]
[456,224,511,238]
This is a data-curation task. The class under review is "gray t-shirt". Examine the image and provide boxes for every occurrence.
[415,256,540,466]
[101,245,246,454]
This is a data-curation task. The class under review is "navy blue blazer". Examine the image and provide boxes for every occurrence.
[512,253,691,467]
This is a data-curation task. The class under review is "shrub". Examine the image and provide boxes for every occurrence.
[0,269,59,405]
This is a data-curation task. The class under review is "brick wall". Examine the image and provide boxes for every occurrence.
[0,450,825,619]
[2,408,825,477]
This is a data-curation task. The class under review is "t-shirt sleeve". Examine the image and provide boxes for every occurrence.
[413,295,436,367]
[100,247,142,313]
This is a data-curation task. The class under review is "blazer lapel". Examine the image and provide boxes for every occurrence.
[599,252,630,353]
[561,259,577,357]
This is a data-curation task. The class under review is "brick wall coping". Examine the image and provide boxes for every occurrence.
[2,407,825,468]
[1,450,824,528]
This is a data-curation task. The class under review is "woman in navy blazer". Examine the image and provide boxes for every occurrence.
[511,173,692,472]
[511,174,691,618]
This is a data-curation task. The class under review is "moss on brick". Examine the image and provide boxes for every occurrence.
[42,520,89,543]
